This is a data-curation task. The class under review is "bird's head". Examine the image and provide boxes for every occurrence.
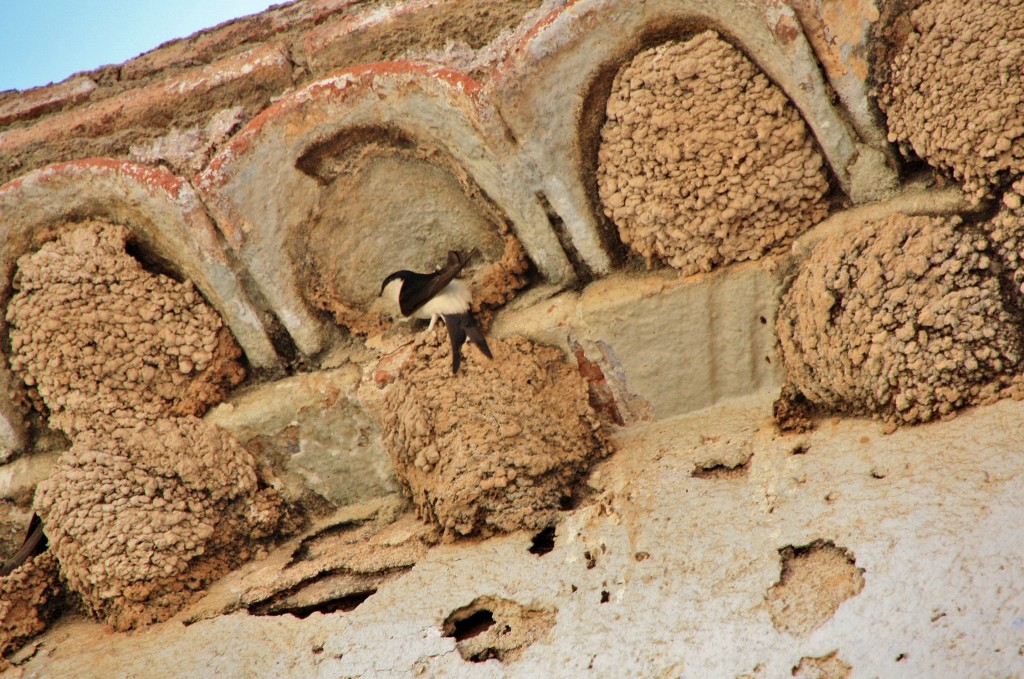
[380,270,411,304]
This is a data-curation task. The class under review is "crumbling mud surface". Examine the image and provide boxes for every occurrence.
[5,221,245,436]
[776,213,1024,427]
[878,0,1024,199]
[380,333,608,538]
[247,505,431,618]
[33,416,282,631]
[597,32,830,274]
[0,551,62,666]
[792,651,853,679]
[765,541,864,637]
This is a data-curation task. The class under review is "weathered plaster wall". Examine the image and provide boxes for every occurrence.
[0,0,1021,676]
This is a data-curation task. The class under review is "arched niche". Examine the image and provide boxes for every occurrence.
[488,0,899,275]
[198,62,575,357]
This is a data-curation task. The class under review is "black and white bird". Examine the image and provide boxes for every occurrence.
[380,249,492,374]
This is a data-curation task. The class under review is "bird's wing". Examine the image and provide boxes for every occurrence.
[0,514,46,576]
[399,249,475,316]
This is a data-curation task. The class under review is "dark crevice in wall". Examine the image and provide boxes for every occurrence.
[535,190,593,284]
[251,588,377,619]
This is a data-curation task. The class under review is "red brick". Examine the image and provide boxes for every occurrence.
[120,19,273,81]
[303,1,438,75]
[0,77,97,127]
[121,0,360,81]
[0,43,293,158]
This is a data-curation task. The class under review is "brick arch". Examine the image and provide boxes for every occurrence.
[197,61,574,357]
[489,0,899,275]
[0,158,282,455]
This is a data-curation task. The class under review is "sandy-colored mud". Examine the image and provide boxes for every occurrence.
[597,32,830,273]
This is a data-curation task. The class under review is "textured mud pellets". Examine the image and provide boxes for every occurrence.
[380,333,608,538]
[33,416,282,630]
[597,32,829,273]
[0,552,62,664]
[879,0,1024,199]
[776,214,1024,427]
[5,221,245,435]
[987,181,1024,302]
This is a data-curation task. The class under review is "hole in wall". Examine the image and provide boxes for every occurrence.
[600,590,610,604]
[774,386,817,433]
[528,525,556,556]
[448,608,496,642]
[558,481,598,512]
[691,458,750,479]
[442,596,557,664]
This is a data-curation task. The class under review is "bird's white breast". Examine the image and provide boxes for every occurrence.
[381,278,403,306]
[410,280,472,319]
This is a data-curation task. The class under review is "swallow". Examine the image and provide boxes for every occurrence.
[380,249,493,374]
[0,513,47,577]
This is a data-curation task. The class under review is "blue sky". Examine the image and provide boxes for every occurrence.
[0,1,277,91]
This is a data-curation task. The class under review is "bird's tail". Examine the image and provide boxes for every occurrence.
[444,312,492,374]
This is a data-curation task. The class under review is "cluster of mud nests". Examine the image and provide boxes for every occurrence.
[878,0,1023,199]
[3,221,283,631]
[597,31,829,274]
[379,331,609,538]
[777,201,1024,427]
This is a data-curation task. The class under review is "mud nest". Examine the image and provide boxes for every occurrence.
[776,213,1024,427]
[597,31,830,274]
[0,552,62,665]
[5,221,245,436]
[33,415,282,631]
[878,0,1024,199]
[380,333,608,538]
